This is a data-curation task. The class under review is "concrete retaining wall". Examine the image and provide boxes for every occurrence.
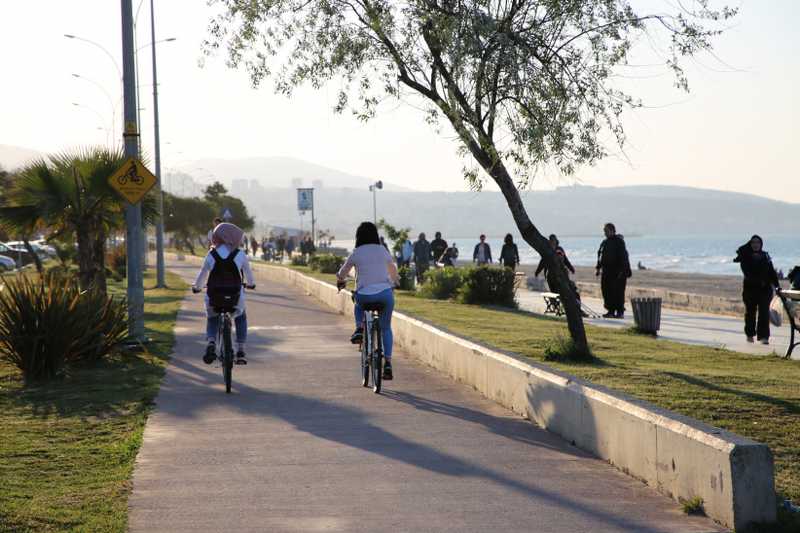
[174,255,775,530]
[575,281,745,317]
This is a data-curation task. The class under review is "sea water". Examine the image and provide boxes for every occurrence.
[332,233,800,276]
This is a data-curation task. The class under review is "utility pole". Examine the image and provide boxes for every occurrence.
[121,0,145,340]
[150,0,166,288]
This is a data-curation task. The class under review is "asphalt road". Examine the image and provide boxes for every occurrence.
[128,260,725,532]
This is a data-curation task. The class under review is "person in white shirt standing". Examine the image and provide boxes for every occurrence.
[193,222,256,364]
[337,222,400,380]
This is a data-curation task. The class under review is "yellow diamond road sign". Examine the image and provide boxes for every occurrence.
[108,158,157,204]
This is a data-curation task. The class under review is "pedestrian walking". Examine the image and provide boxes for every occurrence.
[286,236,296,257]
[439,242,459,267]
[430,232,448,266]
[413,232,433,283]
[473,234,492,265]
[250,236,258,257]
[499,234,520,270]
[595,223,631,318]
[399,238,413,267]
[207,217,223,249]
[734,235,780,344]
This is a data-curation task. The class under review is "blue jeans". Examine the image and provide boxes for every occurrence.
[354,289,394,358]
[206,312,247,344]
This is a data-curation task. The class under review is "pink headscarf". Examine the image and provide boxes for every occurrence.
[211,222,244,248]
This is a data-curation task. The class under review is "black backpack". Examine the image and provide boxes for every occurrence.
[207,249,242,311]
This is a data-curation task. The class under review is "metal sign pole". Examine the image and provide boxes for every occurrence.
[121,0,145,340]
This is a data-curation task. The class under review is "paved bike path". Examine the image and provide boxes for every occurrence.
[128,261,724,532]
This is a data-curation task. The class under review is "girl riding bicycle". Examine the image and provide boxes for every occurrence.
[192,222,256,365]
[337,222,399,380]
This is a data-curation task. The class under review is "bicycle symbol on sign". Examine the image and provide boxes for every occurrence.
[117,161,144,186]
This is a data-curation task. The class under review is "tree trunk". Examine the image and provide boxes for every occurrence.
[461,142,590,356]
[75,224,94,291]
[22,238,43,275]
[92,225,108,295]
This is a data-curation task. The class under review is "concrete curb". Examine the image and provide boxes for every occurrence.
[175,255,776,530]
[575,281,745,317]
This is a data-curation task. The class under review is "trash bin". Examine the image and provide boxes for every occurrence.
[631,297,662,334]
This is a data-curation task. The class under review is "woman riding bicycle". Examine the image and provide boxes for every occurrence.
[337,222,399,380]
[192,222,256,365]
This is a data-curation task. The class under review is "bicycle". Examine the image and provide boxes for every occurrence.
[193,284,254,394]
[360,302,385,394]
[338,280,384,394]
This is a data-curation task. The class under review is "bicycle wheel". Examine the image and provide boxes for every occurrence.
[361,318,370,387]
[371,319,382,394]
[222,314,234,393]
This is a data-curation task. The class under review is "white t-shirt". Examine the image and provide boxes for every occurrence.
[194,244,256,317]
[338,244,394,295]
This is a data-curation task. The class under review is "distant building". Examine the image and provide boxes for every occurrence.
[231,178,249,197]
[250,179,265,194]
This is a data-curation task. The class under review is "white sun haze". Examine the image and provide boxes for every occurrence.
[0,0,797,202]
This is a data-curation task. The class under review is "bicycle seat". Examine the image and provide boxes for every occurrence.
[362,302,385,312]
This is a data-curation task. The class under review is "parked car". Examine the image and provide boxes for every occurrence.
[30,239,57,257]
[5,240,53,258]
[0,255,15,272]
[0,243,36,267]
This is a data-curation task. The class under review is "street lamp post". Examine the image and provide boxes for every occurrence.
[149,0,169,288]
[72,74,117,147]
[369,180,383,225]
[64,34,122,149]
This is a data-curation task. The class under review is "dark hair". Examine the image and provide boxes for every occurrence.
[213,217,222,225]
[548,234,559,245]
[435,231,442,239]
[750,234,763,245]
[604,223,616,233]
[504,233,513,245]
[355,221,380,247]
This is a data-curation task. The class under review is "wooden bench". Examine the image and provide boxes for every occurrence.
[778,289,800,358]
[542,292,564,316]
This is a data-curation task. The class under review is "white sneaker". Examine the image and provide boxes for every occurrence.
[746,336,754,343]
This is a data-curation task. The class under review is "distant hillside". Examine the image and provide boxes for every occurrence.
[240,184,800,238]
[0,144,43,170]
[174,156,410,191]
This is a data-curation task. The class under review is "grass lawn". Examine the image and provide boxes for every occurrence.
[289,266,800,511]
[0,270,186,532]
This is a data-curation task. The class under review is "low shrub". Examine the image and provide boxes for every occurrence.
[291,255,308,266]
[418,267,464,299]
[0,272,128,381]
[458,266,517,308]
[108,246,127,277]
[53,242,77,267]
[397,266,416,291]
[309,253,344,274]
[542,334,594,363]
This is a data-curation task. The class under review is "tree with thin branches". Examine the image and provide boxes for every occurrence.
[205,0,736,356]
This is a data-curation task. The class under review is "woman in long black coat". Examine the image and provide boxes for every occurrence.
[734,235,780,344]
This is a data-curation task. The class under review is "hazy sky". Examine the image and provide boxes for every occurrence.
[1,1,798,202]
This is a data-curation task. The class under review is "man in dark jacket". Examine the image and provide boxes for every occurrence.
[473,234,492,265]
[413,233,433,283]
[735,235,780,344]
[430,232,448,264]
[596,223,631,318]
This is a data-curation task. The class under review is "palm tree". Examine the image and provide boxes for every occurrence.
[0,147,137,294]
